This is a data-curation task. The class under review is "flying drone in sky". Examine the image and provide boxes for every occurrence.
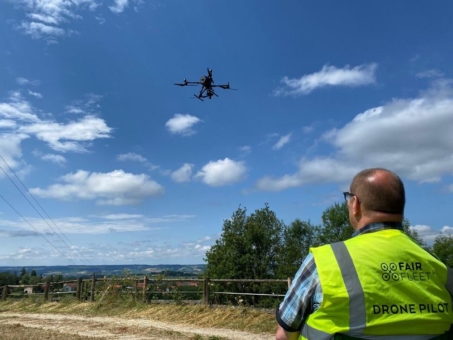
[174,68,237,101]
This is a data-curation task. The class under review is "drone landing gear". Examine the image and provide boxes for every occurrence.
[194,95,204,101]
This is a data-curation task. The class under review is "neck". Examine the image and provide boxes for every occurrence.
[354,212,403,231]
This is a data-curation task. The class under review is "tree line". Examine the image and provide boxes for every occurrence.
[0,267,65,287]
[203,203,453,306]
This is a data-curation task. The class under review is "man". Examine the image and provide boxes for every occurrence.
[276,168,453,340]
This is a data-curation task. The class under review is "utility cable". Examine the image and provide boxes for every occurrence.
[0,161,90,265]
[0,194,77,265]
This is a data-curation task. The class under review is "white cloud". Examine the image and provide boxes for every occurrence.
[16,77,40,86]
[95,16,106,24]
[30,169,164,205]
[239,145,251,154]
[0,92,40,122]
[0,120,16,128]
[19,21,65,39]
[0,133,29,173]
[28,90,43,99]
[11,0,99,41]
[410,224,444,244]
[256,80,453,191]
[0,214,195,236]
[41,153,66,165]
[19,115,112,153]
[195,158,246,186]
[65,94,102,115]
[273,133,292,150]
[117,152,147,163]
[171,163,194,183]
[116,152,160,171]
[275,63,377,96]
[165,114,202,136]
[109,0,129,13]
[441,226,453,235]
[101,214,144,220]
[416,70,444,79]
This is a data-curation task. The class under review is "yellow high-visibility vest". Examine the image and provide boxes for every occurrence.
[299,229,453,340]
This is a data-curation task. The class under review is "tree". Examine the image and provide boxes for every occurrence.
[432,234,453,267]
[0,271,19,286]
[30,270,37,277]
[402,219,430,250]
[277,219,318,278]
[20,267,26,278]
[315,202,352,245]
[204,204,285,306]
[204,204,285,280]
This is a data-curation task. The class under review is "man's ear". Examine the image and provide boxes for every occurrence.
[352,196,361,217]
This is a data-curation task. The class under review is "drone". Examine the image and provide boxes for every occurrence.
[174,68,237,101]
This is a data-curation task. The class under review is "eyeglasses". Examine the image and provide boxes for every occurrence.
[343,192,356,202]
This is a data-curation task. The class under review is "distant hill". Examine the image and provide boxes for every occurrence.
[0,264,206,278]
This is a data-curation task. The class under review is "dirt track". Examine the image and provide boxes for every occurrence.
[0,312,275,339]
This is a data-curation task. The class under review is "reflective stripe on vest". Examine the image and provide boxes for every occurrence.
[331,242,366,333]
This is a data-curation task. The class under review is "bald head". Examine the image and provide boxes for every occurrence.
[350,168,405,215]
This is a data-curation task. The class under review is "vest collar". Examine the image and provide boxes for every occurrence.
[352,222,403,238]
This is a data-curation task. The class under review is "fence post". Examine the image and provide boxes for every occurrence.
[44,282,50,301]
[2,286,8,301]
[134,279,138,302]
[142,276,148,303]
[76,278,82,301]
[287,277,292,289]
[203,278,210,305]
[90,274,96,302]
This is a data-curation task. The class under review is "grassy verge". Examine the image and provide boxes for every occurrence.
[0,299,276,335]
[0,324,96,340]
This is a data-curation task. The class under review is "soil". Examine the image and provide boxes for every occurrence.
[0,312,275,340]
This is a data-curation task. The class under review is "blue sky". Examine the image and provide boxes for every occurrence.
[1,1,453,266]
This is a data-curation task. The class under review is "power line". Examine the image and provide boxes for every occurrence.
[0,194,77,265]
[0,157,91,265]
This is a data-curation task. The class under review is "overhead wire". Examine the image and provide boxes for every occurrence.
[0,194,77,265]
[0,156,91,265]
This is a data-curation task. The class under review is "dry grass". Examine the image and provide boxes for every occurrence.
[0,323,95,339]
[0,299,276,335]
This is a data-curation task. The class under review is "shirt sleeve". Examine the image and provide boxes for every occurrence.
[276,253,319,332]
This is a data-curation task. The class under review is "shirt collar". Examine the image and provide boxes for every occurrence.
[352,222,404,238]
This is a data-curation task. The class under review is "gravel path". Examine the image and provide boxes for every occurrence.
[0,312,275,340]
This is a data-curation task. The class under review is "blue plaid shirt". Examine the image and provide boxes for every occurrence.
[277,222,404,332]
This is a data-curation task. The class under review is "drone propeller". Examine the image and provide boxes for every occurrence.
[207,68,214,83]
[216,82,238,90]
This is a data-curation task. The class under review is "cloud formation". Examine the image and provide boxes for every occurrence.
[256,79,453,191]
[0,93,112,160]
[30,169,164,205]
[41,153,66,165]
[273,133,292,150]
[116,152,159,171]
[171,163,194,183]
[28,90,43,99]
[196,158,246,186]
[416,70,444,79]
[109,0,129,13]
[275,63,377,96]
[117,152,147,163]
[165,114,202,136]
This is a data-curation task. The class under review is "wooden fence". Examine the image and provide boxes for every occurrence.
[0,275,292,305]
